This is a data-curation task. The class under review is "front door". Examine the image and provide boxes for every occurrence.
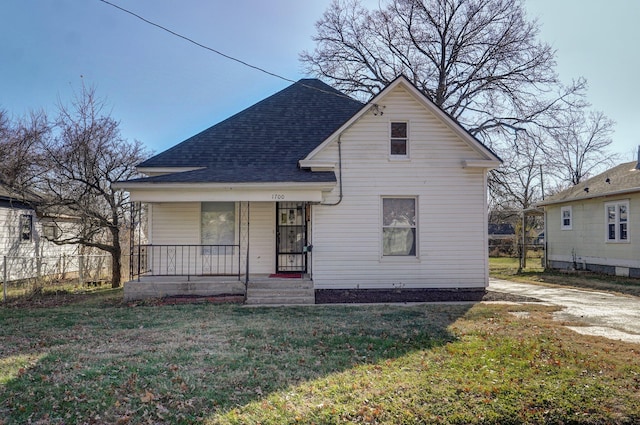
[276,202,307,273]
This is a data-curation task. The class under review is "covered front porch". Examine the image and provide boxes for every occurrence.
[125,197,318,303]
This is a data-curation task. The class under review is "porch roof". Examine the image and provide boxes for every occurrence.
[122,181,336,202]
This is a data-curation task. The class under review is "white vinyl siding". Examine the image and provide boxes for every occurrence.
[247,202,276,274]
[151,203,200,244]
[310,85,489,289]
[0,205,80,281]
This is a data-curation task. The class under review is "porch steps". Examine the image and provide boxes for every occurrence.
[245,279,315,305]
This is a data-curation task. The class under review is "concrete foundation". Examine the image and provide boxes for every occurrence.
[124,276,246,301]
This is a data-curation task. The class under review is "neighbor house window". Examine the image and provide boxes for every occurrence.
[20,214,33,242]
[43,223,60,240]
[605,201,629,242]
[390,122,408,157]
[382,197,416,256]
[561,206,572,230]
[201,202,236,253]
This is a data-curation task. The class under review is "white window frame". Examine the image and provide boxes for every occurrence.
[560,206,572,230]
[20,214,33,243]
[604,200,629,243]
[381,196,418,257]
[42,222,60,240]
[201,202,237,254]
[389,121,409,159]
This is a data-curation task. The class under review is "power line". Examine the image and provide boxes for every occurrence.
[96,0,357,101]
[97,0,295,84]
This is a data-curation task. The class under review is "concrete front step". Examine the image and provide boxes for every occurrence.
[245,296,315,305]
[248,280,314,290]
[245,279,315,305]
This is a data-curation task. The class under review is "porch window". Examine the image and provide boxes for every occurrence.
[201,202,236,253]
[561,206,572,230]
[20,214,33,242]
[382,197,416,256]
[605,201,629,242]
[390,122,408,157]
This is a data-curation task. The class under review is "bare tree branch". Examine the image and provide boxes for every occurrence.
[0,84,149,287]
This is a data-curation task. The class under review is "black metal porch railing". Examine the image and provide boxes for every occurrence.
[130,244,241,280]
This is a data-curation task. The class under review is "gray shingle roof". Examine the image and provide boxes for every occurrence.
[133,79,364,184]
[538,161,640,206]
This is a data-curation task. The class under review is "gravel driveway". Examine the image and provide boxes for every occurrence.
[489,278,640,344]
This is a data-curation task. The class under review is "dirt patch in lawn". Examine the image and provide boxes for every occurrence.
[482,290,540,303]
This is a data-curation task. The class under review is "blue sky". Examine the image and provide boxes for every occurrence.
[1,0,638,160]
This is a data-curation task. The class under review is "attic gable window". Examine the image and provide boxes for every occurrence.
[390,122,408,157]
[561,206,572,230]
[605,201,629,242]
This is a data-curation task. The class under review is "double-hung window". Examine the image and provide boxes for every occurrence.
[20,214,33,242]
[201,202,236,254]
[605,201,629,242]
[382,197,417,256]
[561,206,572,230]
[390,122,408,157]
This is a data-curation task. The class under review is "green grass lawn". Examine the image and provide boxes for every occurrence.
[2,290,640,424]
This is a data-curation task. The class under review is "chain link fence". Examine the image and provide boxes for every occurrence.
[1,254,112,302]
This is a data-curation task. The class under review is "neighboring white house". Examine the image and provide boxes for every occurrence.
[115,76,502,302]
[0,182,79,281]
[537,160,640,277]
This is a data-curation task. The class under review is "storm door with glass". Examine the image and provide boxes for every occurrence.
[276,202,307,273]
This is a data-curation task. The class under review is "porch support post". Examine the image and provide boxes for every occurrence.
[245,202,250,286]
[238,201,250,288]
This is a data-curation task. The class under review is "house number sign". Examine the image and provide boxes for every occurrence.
[271,194,286,200]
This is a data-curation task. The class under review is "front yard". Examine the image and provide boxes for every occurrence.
[2,290,640,424]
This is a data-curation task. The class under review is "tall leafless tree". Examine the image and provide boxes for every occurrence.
[301,0,584,139]
[0,109,49,193]
[544,109,617,186]
[36,85,148,288]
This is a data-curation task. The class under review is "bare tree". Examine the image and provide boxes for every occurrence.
[0,109,49,193]
[491,133,544,211]
[544,109,617,186]
[300,0,584,138]
[32,85,148,288]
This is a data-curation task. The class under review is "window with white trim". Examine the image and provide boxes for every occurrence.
[390,122,408,157]
[20,214,33,242]
[561,206,572,230]
[201,202,236,254]
[382,197,417,256]
[605,201,629,242]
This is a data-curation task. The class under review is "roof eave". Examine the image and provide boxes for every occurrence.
[537,186,640,207]
[113,180,337,191]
